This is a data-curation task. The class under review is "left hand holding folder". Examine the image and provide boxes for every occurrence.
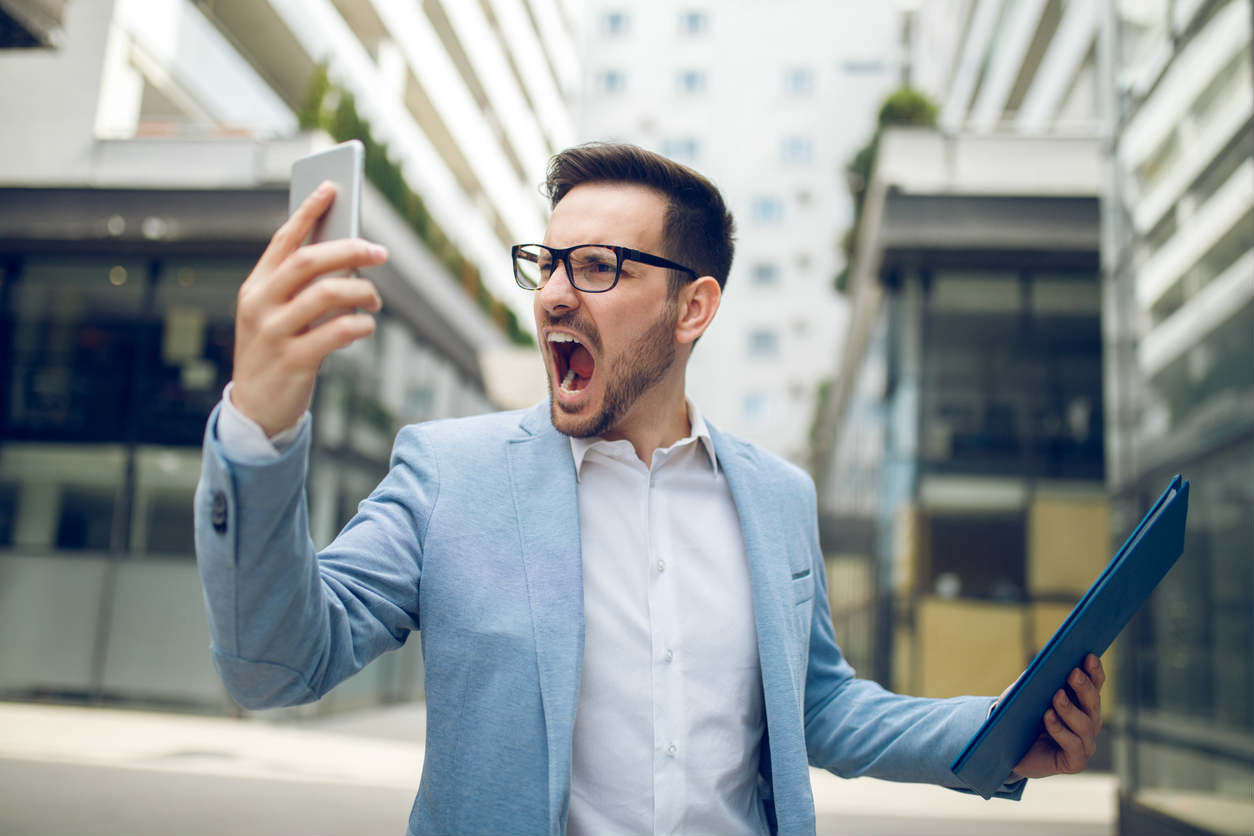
[1010,653,1106,779]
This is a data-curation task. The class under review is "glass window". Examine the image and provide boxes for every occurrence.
[661,137,699,163]
[676,69,706,95]
[781,136,813,164]
[1142,300,1254,443]
[0,483,17,546]
[0,444,127,553]
[921,270,1103,480]
[130,447,202,557]
[751,197,783,224]
[7,257,148,443]
[1120,441,1254,823]
[602,10,628,36]
[3,255,241,448]
[751,263,779,285]
[784,66,814,95]
[742,392,767,421]
[926,512,1026,601]
[597,69,625,94]
[679,10,707,35]
[55,487,115,551]
[141,259,244,446]
[1150,209,1254,327]
[748,329,779,357]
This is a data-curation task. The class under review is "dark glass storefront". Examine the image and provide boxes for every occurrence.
[0,196,491,712]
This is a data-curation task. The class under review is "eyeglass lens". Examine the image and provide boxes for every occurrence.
[515,245,621,291]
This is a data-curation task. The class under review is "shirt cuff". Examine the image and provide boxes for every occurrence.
[217,382,308,463]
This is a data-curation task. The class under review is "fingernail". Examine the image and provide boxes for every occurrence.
[370,244,388,261]
[316,180,335,196]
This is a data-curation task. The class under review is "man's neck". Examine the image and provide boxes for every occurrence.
[601,384,691,465]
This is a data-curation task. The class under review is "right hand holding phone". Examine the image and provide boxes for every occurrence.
[230,181,388,437]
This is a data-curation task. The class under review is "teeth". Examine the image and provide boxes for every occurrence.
[548,332,579,344]
[560,369,577,392]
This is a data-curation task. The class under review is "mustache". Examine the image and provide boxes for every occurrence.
[540,310,603,354]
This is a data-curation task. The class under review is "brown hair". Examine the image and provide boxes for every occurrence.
[543,142,736,291]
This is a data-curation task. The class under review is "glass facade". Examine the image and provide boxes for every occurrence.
[1117,440,1254,834]
[1110,2,1254,830]
[0,247,492,713]
[920,269,1103,481]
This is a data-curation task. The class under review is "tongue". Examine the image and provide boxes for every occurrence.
[569,344,595,379]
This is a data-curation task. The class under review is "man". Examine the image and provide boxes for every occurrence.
[195,143,1105,835]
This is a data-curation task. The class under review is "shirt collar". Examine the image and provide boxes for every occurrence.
[569,398,718,479]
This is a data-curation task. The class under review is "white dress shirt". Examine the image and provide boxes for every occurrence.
[566,404,766,836]
[216,390,767,834]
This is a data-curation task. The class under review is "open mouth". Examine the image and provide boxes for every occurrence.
[548,332,596,394]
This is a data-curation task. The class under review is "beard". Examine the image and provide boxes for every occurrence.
[547,299,678,439]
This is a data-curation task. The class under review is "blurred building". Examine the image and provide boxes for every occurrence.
[1105,1,1252,833]
[814,0,1108,701]
[0,0,577,716]
[816,1,1252,833]
[577,0,902,463]
[815,127,1106,695]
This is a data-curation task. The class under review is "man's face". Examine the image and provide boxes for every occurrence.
[534,182,680,439]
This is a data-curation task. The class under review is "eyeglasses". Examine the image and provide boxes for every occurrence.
[512,243,698,293]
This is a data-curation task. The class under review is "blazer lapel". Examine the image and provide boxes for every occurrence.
[708,423,804,804]
[507,402,584,831]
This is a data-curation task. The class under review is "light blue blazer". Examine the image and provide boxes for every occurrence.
[194,401,1017,835]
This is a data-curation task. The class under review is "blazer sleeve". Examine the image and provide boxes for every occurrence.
[194,403,435,710]
[798,489,1024,799]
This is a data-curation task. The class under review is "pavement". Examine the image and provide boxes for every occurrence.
[0,700,1118,835]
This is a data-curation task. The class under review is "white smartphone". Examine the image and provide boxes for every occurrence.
[289,139,364,275]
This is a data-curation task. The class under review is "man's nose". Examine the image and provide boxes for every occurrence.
[537,259,580,313]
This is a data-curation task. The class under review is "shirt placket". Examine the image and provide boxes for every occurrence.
[648,450,687,835]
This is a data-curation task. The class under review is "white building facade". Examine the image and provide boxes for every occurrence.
[577,0,902,463]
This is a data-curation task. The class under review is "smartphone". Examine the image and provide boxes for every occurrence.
[289,139,364,274]
[289,140,364,325]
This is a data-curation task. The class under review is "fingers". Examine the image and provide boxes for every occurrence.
[1086,653,1106,690]
[1069,663,1103,734]
[289,311,378,365]
[1051,684,1096,762]
[264,238,388,305]
[271,277,382,336]
[1042,707,1085,771]
[258,181,336,275]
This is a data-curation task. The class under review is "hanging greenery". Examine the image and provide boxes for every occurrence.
[299,64,533,346]
[834,87,939,295]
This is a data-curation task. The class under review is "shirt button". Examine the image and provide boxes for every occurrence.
[666,743,677,757]
[656,559,666,573]
[664,649,674,663]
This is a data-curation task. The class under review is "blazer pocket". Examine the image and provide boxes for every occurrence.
[791,568,814,605]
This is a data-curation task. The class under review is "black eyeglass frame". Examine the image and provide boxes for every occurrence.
[511,243,699,293]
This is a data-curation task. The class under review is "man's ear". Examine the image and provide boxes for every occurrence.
[674,276,721,346]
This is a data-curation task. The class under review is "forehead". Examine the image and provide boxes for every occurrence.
[544,182,667,251]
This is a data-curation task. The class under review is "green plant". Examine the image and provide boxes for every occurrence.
[300,65,533,347]
[833,87,939,295]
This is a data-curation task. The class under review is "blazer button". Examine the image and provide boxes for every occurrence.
[211,491,228,534]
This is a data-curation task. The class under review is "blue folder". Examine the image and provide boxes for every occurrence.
[950,474,1190,798]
